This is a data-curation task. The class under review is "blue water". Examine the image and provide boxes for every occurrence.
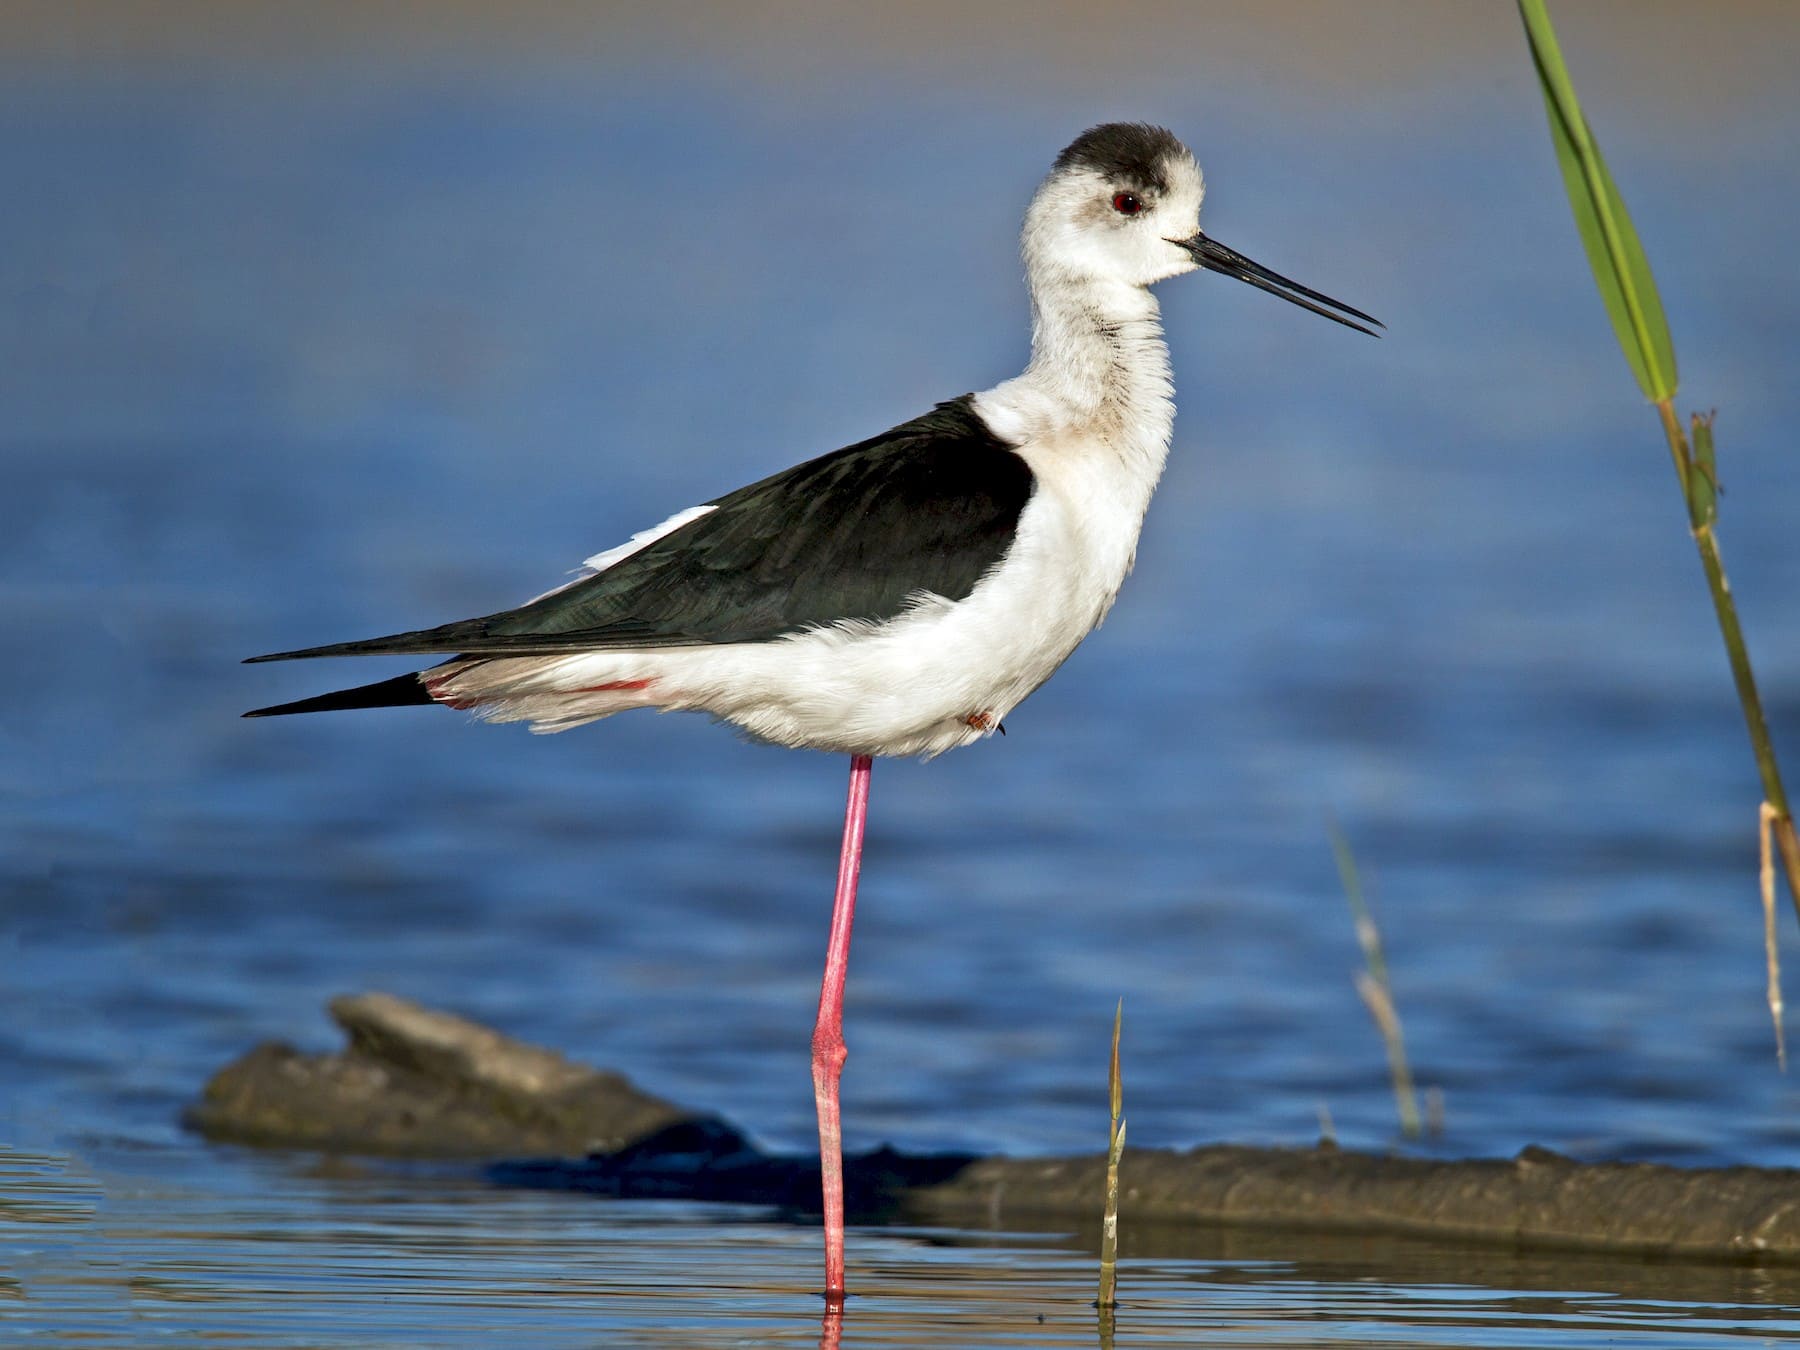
[13,1141,1800,1348]
[6,7,1800,1342]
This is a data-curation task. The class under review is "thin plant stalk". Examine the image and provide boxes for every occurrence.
[1661,406,1800,922]
[1355,973,1420,1139]
[1763,803,1787,1070]
[1331,821,1421,1138]
[1098,998,1125,1309]
[1518,1,1800,949]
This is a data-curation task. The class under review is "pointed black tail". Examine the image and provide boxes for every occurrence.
[244,672,436,718]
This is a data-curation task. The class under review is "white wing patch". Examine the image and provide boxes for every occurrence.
[583,504,717,572]
[520,503,718,605]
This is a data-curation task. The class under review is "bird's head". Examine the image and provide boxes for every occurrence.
[1027,122,1380,335]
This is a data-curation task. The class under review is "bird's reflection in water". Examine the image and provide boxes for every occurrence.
[810,1286,1123,1347]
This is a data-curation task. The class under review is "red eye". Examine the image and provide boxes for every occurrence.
[1111,192,1142,216]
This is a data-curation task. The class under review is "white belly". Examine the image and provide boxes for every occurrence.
[688,478,1130,756]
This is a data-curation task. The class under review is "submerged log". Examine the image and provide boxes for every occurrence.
[187,993,1800,1263]
[902,1144,1800,1265]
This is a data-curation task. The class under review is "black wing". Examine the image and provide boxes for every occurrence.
[247,395,1034,662]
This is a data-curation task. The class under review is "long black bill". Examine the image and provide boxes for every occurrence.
[1178,232,1382,337]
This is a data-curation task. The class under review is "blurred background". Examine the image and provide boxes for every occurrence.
[5,0,1800,1197]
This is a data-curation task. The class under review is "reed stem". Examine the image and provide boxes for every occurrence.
[1654,401,1800,925]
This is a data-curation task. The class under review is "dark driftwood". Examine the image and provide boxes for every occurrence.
[187,993,1800,1264]
[186,992,692,1158]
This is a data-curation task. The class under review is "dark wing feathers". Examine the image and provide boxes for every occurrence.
[247,396,1033,663]
[244,672,436,718]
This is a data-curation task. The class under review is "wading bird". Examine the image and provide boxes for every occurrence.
[247,122,1378,1306]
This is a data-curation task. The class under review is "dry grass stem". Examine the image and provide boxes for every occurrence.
[1763,802,1787,1070]
[1098,998,1124,1309]
[1355,971,1422,1139]
[1331,821,1423,1139]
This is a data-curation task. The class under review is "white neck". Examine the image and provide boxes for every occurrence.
[976,268,1176,496]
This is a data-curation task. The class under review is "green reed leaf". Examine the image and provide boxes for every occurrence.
[1519,0,1677,402]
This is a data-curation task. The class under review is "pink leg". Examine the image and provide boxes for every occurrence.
[813,753,872,1308]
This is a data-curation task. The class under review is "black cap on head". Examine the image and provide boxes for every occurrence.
[1053,123,1185,194]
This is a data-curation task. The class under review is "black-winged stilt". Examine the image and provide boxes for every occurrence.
[246,122,1378,1304]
